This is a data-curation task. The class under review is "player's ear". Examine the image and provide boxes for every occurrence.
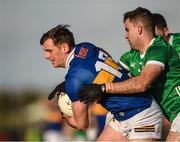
[61,43,71,54]
[164,27,169,37]
[137,24,143,35]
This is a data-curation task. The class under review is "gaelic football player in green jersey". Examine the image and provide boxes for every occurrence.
[153,13,180,57]
[79,7,180,141]
[152,12,180,140]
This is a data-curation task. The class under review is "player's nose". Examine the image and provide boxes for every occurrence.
[125,32,128,39]
[44,52,51,60]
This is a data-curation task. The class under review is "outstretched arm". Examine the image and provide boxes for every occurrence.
[106,64,163,94]
[78,64,163,103]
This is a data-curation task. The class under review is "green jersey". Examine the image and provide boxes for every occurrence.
[169,33,180,58]
[119,36,180,122]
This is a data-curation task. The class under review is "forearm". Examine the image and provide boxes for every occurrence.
[105,64,163,94]
[105,76,148,94]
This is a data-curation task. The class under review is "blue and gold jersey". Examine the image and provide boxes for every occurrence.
[65,42,152,121]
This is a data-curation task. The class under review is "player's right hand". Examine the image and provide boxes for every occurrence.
[48,81,66,100]
[78,84,106,103]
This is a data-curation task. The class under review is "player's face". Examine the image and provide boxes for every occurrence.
[124,18,139,50]
[155,26,169,42]
[155,26,164,36]
[42,38,66,68]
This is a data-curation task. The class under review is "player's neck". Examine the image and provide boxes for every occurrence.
[139,36,154,54]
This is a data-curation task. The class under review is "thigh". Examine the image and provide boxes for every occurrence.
[167,113,180,141]
[97,124,128,142]
[166,132,180,141]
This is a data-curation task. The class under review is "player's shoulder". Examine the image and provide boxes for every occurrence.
[74,42,98,58]
[121,49,134,57]
[170,33,180,37]
[150,36,170,51]
[120,49,137,61]
[154,35,167,45]
[75,42,96,49]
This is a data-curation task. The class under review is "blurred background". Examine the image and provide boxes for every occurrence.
[0,0,180,141]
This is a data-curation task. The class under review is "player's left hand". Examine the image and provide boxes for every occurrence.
[48,81,66,100]
[78,84,106,103]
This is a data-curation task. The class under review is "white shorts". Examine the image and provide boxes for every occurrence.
[106,99,163,140]
[170,113,180,132]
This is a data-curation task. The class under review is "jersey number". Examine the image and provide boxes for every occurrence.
[95,50,122,78]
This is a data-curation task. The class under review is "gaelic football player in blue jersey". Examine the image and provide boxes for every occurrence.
[40,24,163,141]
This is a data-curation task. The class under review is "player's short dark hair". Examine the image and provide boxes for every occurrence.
[123,7,155,34]
[40,24,75,48]
[152,13,167,30]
